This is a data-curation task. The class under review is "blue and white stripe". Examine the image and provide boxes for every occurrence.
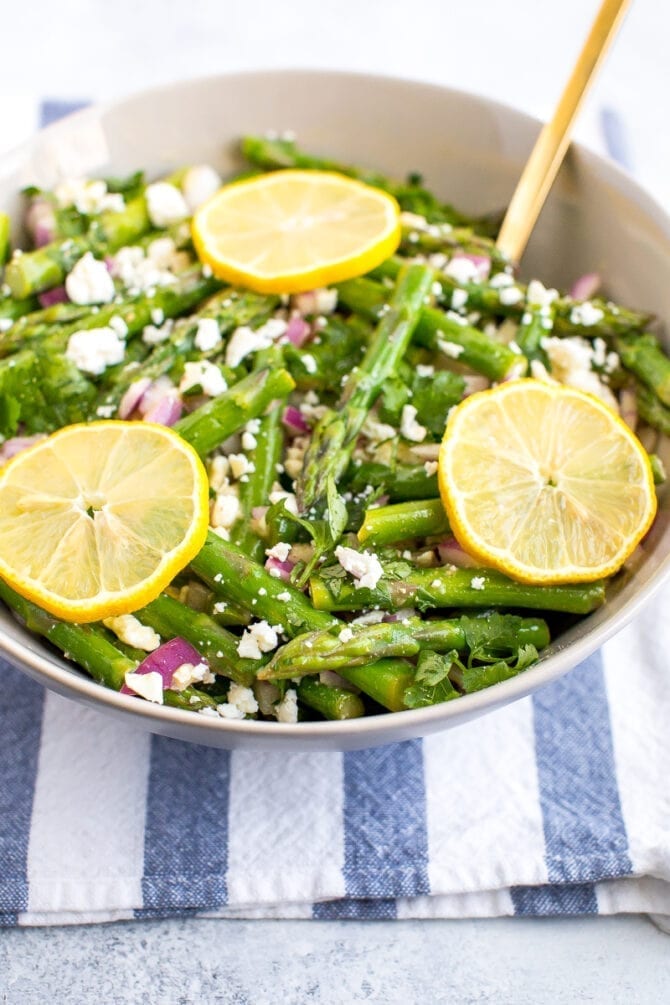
[0,99,669,925]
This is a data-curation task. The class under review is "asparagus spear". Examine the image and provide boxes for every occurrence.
[174,366,295,457]
[358,499,449,547]
[260,614,550,679]
[296,678,365,720]
[634,380,670,436]
[309,564,606,615]
[0,581,215,711]
[616,333,670,407]
[336,275,524,381]
[4,193,152,299]
[297,262,434,513]
[0,212,10,264]
[346,460,439,501]
[229,404,284,561]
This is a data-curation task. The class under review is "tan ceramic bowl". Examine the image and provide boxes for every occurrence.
[1,70,669,750]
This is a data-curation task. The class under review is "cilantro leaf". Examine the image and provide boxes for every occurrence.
[403,650,460,708]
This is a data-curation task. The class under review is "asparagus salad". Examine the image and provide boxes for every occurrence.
[0,135,665,725]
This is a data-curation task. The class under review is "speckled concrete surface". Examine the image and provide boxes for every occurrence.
[1,917,669,1004]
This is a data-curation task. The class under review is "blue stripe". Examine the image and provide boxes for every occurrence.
[39,100,88,128]
[338,739,430,901]
[313,898,397,920]
[0,661,45,924]
[139,737,230,914]
[511,882,598,916]
[600,106,634,171]
[513,651,632,916]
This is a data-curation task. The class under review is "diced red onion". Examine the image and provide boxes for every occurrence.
[282,405,310,436]
[118,377,152,419]
[285,314,312,347]
[0,434,45,461]
[26,200,56,248]
[437,537,480,568]
[384,607,417,623]
[570,273,601,301]
[120,636,205,694]
[252,506,268,522]
[454,253,491,279]
[462,375,491,397]
[264,557,294,581]
[38,286,69,308]
[138,376,176,416]
[143,394,183,427]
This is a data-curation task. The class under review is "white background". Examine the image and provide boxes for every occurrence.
[1,0,669,204]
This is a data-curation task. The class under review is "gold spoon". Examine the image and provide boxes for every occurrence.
[496,0,632,265]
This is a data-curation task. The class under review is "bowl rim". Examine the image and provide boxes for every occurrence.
[2,66,670,741]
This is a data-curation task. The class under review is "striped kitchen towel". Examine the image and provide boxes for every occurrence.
[0,100,669,927]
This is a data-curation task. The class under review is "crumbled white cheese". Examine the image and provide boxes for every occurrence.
[416,364,435,377]
[55,178,124,215]
[451,288,468,311]
[284,435,309,480]
[171,661,215,690]
[124,670,164,704]
[444,257,480,284]
[146,236,178,269]
[151,308,164,326]
[268,488,298,515]
[302,353,317,374]
[216,682,259,720]
[569,301,605,327]
[266,541,291,562]
[276,591,291,602]
[437,339,465,359]
[211,492,240,530]
[179,360,227,397]
[65,252,115,305]
[208,455,230,491]
[96,404,116,418]
[424,460,438,476]
[104,614,160,651]
[226,453,252,480]
[362,415,397,445]
[194,317,222,352]
[489,272,515,289]
[225,318,288,367]
[111,245,175,295]
[0,319,13,333]
[335,545,384,590]
[237,620,280,661]
[146,181,189,228]
[198,706,220,718]
[241,430,258,451]
[66,326,125,375]
[499,286,523,306]
[470,576,486,591]
[338,627,354,643]
[275,687,298,723]
[142,321,173,345]
[181,164,222,213]
[541,335,618,409]
[526,279,558,308]
[293,288,338,315]
[352,610,385,626]
[400,404,427,443]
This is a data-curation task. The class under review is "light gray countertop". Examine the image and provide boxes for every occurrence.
[2,916,669,1004]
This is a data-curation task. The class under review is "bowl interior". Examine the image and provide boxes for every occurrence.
[1,70,669,751]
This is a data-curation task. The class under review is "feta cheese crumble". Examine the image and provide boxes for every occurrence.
[123,671,164,704]
[181,164,222,213]
[216,683,259,720]
[55,178,124,215]
[237,621,281,661]
[65,326,125,375]
[171,662,215,690]
[275,687,298,723]
[569,301,605,327]
[194,317,222,352]
[179,360,227,397]
[470,576,486,591]
[338,627,354,643]
[444,257,480,284]
[146,182,189,228]
[541,335,618,409]
[225,318,288,367]
[437,338,465,359]
[103,614,160,651]
[498,286,523,306]
[65,252,115,305]
[400,404,427,443]
[210,493,240,530]
[335,546,384,590]
[266,542,291,562]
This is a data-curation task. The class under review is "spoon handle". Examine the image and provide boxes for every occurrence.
[496,0,632,265]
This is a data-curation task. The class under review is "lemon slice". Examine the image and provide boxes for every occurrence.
[438,380,657,584]
[192,169,401,293]
[0,422,210,622]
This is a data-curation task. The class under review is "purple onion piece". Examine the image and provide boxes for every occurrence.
[264,556,294,582]
[38,285,69,308]
[569,273,601,301]
[251,506,269,522]
[282,405,310,436]
[26,200,56,248]
[383,608,417,623]
[143,395,183,427]
[118,378,152,419]
[453,253,491,280]
[285,314,312,347]
[437,537,480,569]
[0,434,46,461]
[120,636,205,695]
